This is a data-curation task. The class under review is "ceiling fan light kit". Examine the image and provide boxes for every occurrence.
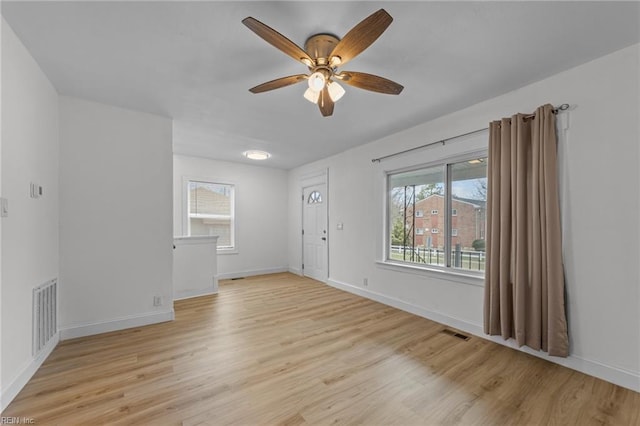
[303,87,319,104]
[327,81,345,102]
[308,71,326,91]
[242,9,403,117]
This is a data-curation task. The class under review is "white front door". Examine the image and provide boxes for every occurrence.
[303,184,327,282]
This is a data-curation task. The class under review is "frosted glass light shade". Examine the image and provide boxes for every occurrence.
[308,72,326,91]
[327,81,345,102]
[303,87,320,104]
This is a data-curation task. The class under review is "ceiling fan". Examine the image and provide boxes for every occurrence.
[242,9,404,117]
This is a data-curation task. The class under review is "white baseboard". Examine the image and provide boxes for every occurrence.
[288,267,302,276]
[217,266,288,280]
[3,310,175,411]
[327,278,640,393]
[1,332,59,412]
[59,310,175,340]
[174,288,218,301]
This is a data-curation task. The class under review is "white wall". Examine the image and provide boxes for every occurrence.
[0,18,3,412]
[1,18,59,408]
[59,97,174,339]
[289,44,640,391]
[174,155,288,279]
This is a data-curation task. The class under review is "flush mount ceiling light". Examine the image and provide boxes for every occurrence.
[243,150,271,160]
[242,9,403,117]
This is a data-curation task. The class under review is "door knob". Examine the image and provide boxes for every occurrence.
[321,237,326,241]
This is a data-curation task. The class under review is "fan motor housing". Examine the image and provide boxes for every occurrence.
[304,33,340,65]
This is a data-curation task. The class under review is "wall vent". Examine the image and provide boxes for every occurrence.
[441,328,470,341]
[33,279,57,356]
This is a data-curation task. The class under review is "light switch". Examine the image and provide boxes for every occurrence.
[29,182,43,199]
[1,198,8,217]
[337,222,344,230]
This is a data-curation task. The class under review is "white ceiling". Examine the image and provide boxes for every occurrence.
[2,1,639,169]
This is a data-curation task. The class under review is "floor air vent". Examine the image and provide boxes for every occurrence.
[441,328,470,341]
[33,279,57,356]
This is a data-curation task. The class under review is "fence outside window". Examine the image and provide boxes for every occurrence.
[390,245,485,271]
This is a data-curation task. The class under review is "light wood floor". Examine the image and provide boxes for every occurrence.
[4,273,639,425]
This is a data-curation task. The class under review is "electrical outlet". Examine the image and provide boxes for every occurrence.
[153,296,163,306]
[363,278,368,287]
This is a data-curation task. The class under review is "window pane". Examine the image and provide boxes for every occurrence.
[307,190,322,204]
[449,157,487,271]
[187,180,234,248]
[389,166,445,266]
[189,181,231,216]
[189,217,232,247]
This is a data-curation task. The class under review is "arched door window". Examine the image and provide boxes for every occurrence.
[307,190,322,204]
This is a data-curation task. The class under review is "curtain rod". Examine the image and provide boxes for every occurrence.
[371,103,570,163]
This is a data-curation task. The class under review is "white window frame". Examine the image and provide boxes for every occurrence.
[416,228,424,235]
[182,176,238,254]
[415,210,424,218]
[382,149,487,280]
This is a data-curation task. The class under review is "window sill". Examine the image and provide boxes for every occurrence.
[375,260,484,287]
[217,249,238,255]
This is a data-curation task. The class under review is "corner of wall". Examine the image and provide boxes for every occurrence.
[1,18,60,410]
[1,333,59,412]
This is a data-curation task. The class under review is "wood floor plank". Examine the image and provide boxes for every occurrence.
[3,272,639,425]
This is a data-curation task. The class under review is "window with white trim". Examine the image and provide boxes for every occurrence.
[387,153,487,273]
[187,180,235,249]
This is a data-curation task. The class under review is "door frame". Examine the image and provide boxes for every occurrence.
[300,169,329,282]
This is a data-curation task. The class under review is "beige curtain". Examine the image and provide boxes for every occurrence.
[483,104,569,357]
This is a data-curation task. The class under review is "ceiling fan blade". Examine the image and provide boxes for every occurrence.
[318,86,334,117]
[242,17,314,65]
[336,71,403,95]
[249,74,308,93]
[329,9,393,67]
